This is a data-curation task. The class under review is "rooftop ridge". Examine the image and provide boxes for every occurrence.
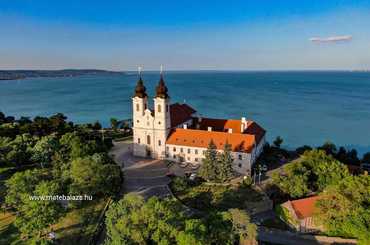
[173,127,255,137]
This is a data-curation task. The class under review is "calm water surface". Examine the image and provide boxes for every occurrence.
[0,71,369,154]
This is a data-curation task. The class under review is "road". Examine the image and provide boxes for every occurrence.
[109,141,171,199]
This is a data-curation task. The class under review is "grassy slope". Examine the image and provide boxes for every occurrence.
[0,198,107,245]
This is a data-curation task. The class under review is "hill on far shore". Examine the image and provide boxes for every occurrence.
[0,69,124,80]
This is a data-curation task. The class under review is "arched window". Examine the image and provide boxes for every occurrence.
[147,135,151,145]
[137,138,141,144]
[158,104,161,113]
[136,104,139,111]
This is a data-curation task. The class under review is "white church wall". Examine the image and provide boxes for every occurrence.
[165,144,253,175]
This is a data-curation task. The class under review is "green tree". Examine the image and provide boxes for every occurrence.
[273,136,283,148]
[315,175,370,245]
[319,141,337,156]
[5,169,44,208]
[0,111,5,124]
[363,152,370,163]
[69,153,121,197]
[105,193,185,245]
[92,121,102,130]
[0,134,35,167]
[105,194,256,245]
[272,150,349,198]
[199,140,218,182]
[217,141,234,182]
[49,113,68,134]
[176,219,208,245]
[31,135,59,168]
[60,132,100,159]
[110,118,118,131]
[14,180,63,238]
[204,212,233,244]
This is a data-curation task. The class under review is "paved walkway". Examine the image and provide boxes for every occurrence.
[109,141,171,199]
[257,227,357,245]
[258,227,322,245]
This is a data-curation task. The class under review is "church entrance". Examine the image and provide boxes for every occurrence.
[146,149,151,157]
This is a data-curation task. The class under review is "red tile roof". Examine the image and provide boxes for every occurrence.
[192,117,266,144]
[166,128,256,153]
[193,118,243,134]
[290,196,321,219]
[245,121,266,144]
[170,103,196,127]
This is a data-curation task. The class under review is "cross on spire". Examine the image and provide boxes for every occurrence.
[138,65,143,78]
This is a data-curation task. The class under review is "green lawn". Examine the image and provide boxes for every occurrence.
[171,179,266,213]
[0,198,108,245]
[53,198,108,245]
[0,211,23,245]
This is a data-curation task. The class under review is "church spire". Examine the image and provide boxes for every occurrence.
[133,66,147,98]
[155,65,169,99]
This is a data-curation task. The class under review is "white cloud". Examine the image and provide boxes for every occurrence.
[309,35,352,43]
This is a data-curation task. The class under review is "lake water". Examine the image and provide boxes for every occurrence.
[1,71,370,154]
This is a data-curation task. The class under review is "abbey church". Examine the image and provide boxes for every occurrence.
[132,71,266,175]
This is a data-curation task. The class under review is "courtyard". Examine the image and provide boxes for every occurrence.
[109,140,171,199]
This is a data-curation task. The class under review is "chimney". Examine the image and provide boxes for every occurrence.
[228,128,233,133]
[207,126,212,131]
[183,124,188,129]
[241,117,247,132]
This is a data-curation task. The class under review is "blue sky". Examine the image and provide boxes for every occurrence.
[1,0,370,70]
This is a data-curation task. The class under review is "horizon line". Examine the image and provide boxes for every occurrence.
[1,68,369,72]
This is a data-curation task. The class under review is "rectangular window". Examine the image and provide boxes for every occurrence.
[138,138,141,144]
[187,149,191,154]
[195,158,198,162]
[173,147,176,152]
[136,104,139,111]
[195,149,198,154]
[174,155,177,159]
[147,135,151,145]
[166,146,169,151]
[203,150,206,155]
[158,104,161,113]
[158,140,161,146]
[180,148,183,153]
[238,154,242,160]
[187,157,190,161]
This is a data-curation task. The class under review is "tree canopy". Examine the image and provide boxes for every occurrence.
[272,149,350,198]
[199,140,218,182]
[199,140,234,183]
[1,111,122,241]
[105,194,257,245]
[315,175,370,245]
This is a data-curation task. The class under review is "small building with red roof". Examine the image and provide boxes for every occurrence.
[280,196,324,233]
[131,69,266,175]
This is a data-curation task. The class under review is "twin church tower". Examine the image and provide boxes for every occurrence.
[131,67,266,175]
[132,68,172,158]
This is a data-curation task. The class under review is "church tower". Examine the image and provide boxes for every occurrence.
[153,66,171,158]
[132,67,151,157]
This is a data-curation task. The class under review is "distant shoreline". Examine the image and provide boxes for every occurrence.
[0,69,124,81]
